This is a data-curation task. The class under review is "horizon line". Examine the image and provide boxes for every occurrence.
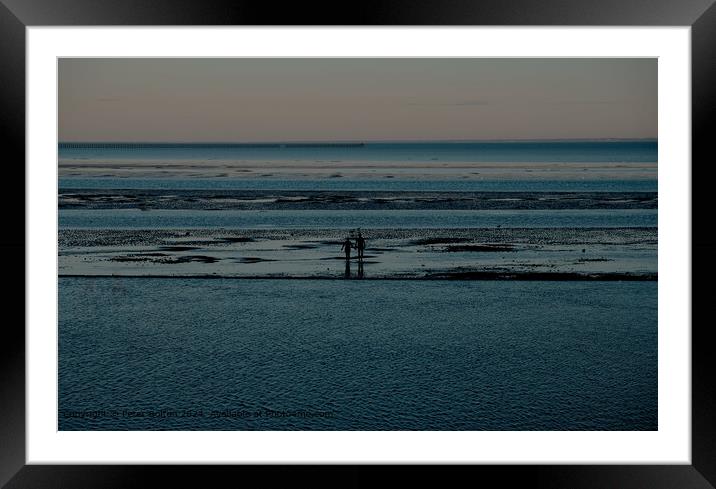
[58,137,658,145]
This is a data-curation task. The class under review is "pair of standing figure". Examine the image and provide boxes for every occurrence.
[341,232,366,260]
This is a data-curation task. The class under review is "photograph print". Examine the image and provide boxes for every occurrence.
[58,58,657,430]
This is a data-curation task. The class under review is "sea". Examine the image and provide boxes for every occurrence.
[59,278,657,430]
[58,141,658,430]
[58,140,658,164]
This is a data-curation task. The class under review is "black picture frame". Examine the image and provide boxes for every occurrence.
[2,1,713,487]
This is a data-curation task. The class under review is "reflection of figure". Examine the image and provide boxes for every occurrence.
[357,259,364,279]
[344,258,351,278]
[356,231,366,260]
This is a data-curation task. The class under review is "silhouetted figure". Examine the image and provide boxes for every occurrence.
[340,236,354,279]
[341,237,353,261]
[356,231,366,260]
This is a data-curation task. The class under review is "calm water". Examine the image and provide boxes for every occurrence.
[58,278,657,430]
[59,208,657,230]
[59,177,657,193]
[59,140,658,163]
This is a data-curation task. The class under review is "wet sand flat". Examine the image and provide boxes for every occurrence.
[59,188,657,211]
[58,158,658,180]
[59,227,657,280]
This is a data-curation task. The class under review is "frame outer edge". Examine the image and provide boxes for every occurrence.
[3,0,716,487]
[1,0,716,26]
[0,1,27,487]
[691,0,716,487]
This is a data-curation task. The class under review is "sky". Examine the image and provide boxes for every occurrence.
[58,58,657,142]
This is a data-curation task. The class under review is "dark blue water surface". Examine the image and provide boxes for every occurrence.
[59,208,657,230]
[59,140,657,163]
[59,278,657,430]
[59,177,657,193]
